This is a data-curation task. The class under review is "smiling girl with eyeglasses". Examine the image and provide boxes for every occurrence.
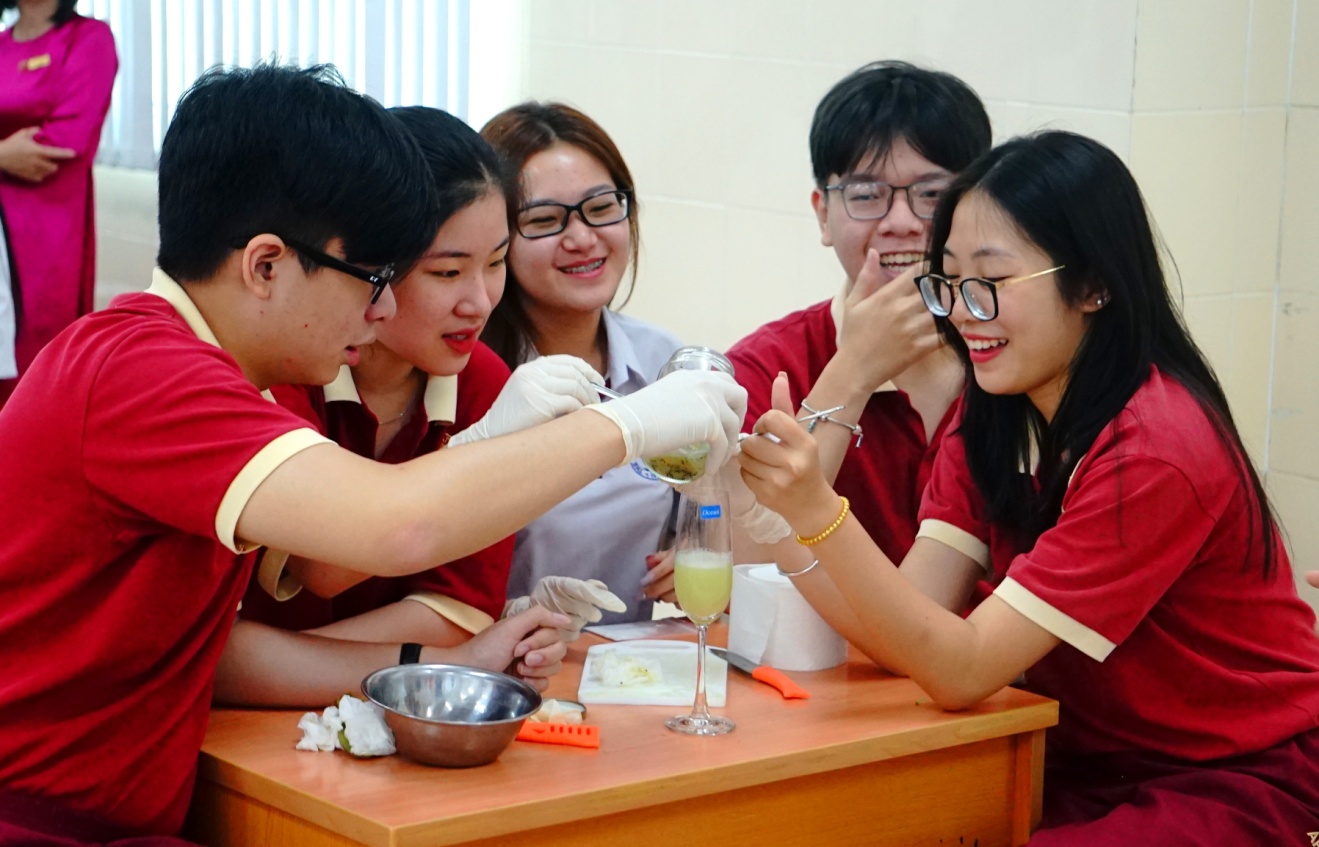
[740,131,1319,844]
[481,103,695,624]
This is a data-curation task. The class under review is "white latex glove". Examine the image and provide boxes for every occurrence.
[679,444,793,544]
[503,577,628,641]
[585,370,746,472]
[448,355,603,447]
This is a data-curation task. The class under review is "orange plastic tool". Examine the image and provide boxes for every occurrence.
[710,647,811,700]
[515,722,601,749]
[749,665,810,700]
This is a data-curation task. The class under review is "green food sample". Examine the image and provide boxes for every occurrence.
[646,452,708,481]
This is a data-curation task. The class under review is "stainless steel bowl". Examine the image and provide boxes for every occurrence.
[361,664,542,768]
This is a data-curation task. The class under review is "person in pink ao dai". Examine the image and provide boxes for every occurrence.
[0,0,116,406]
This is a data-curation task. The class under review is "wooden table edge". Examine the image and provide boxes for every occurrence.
[198,698,1058,847]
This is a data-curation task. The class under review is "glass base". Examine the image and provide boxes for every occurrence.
[665,714,735,736]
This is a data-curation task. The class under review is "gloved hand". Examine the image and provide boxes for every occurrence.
[585,370,746,472]
[678,444,792,544]
[503,576,628,641]
[448,355,603,447]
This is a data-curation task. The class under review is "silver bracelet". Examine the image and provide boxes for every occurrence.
[799,401,864,447]
[776,558,819,579]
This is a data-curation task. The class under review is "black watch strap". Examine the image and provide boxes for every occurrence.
[399,642,423,665]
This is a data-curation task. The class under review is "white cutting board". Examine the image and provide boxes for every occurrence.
[578,640,727,707]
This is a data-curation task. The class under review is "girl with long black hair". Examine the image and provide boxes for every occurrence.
[739,131,1319,842]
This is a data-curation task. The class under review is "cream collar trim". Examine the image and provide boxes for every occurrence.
[322,365,457,425]
[146,268,221,347]
[144,268,275,401]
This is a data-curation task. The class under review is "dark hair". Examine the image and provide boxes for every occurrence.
[388,106,517,236]
[928,131,1278,577]
[479,101,640,369]
[156,63,439,283]
[1,0,79,26]
[810,61,991,187]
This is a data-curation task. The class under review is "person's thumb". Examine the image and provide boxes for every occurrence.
[847,249,883,305]
[770,371,794,416]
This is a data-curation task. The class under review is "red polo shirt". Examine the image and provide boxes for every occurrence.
[918,366,1319,760]
[728,298,954,563]
[240,342,515,630]
[0,271,328,835]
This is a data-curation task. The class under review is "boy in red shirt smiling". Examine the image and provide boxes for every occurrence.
[727,62,989,565]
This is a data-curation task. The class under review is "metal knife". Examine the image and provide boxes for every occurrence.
[709,647,810,700]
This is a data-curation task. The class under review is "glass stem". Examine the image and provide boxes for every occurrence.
[691,623,712,721]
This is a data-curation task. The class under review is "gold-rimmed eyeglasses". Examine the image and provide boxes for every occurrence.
[914,266,1065,321]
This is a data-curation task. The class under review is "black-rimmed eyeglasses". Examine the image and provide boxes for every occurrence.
[516,189,632,239]
[915,266,1065,322]
[823,177,952,221]
[284,238,397,304]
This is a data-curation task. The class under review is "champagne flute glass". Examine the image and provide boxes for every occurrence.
[666,490,735,736]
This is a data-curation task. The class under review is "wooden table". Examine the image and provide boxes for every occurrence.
[186,633,1057,847]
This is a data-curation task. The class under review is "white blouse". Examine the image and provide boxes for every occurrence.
[505,309,685,624]
[0,209,17,379]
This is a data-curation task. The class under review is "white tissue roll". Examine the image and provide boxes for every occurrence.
[728,564,848,671]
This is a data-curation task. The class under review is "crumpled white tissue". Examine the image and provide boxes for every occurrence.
[295,708,341,752]
[295,694,395,757]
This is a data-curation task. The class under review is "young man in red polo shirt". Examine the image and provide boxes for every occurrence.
[726,62,990,566]
[0,64,745,843]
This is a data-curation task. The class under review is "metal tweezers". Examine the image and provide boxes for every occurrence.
[737,404,844,442]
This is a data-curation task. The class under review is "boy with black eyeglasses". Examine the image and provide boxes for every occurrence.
[727,61,991,572]
[0,64,744,842]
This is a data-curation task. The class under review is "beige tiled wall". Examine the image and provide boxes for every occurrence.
[91,0,1317,607]
[1125,0,1288,471]
[1278,0,1319,606]
[519,0,1145,351]
[93,165,157,307]
[1132,0,1316,607]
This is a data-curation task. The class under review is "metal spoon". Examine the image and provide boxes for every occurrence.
[592,382,625,401]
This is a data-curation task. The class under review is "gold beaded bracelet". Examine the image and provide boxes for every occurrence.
[796,496,850,546]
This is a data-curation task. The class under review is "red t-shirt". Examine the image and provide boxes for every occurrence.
[239,342,515,627]
[919,366,1319,760]
[0,289,327,835]
[727,298,953,562]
